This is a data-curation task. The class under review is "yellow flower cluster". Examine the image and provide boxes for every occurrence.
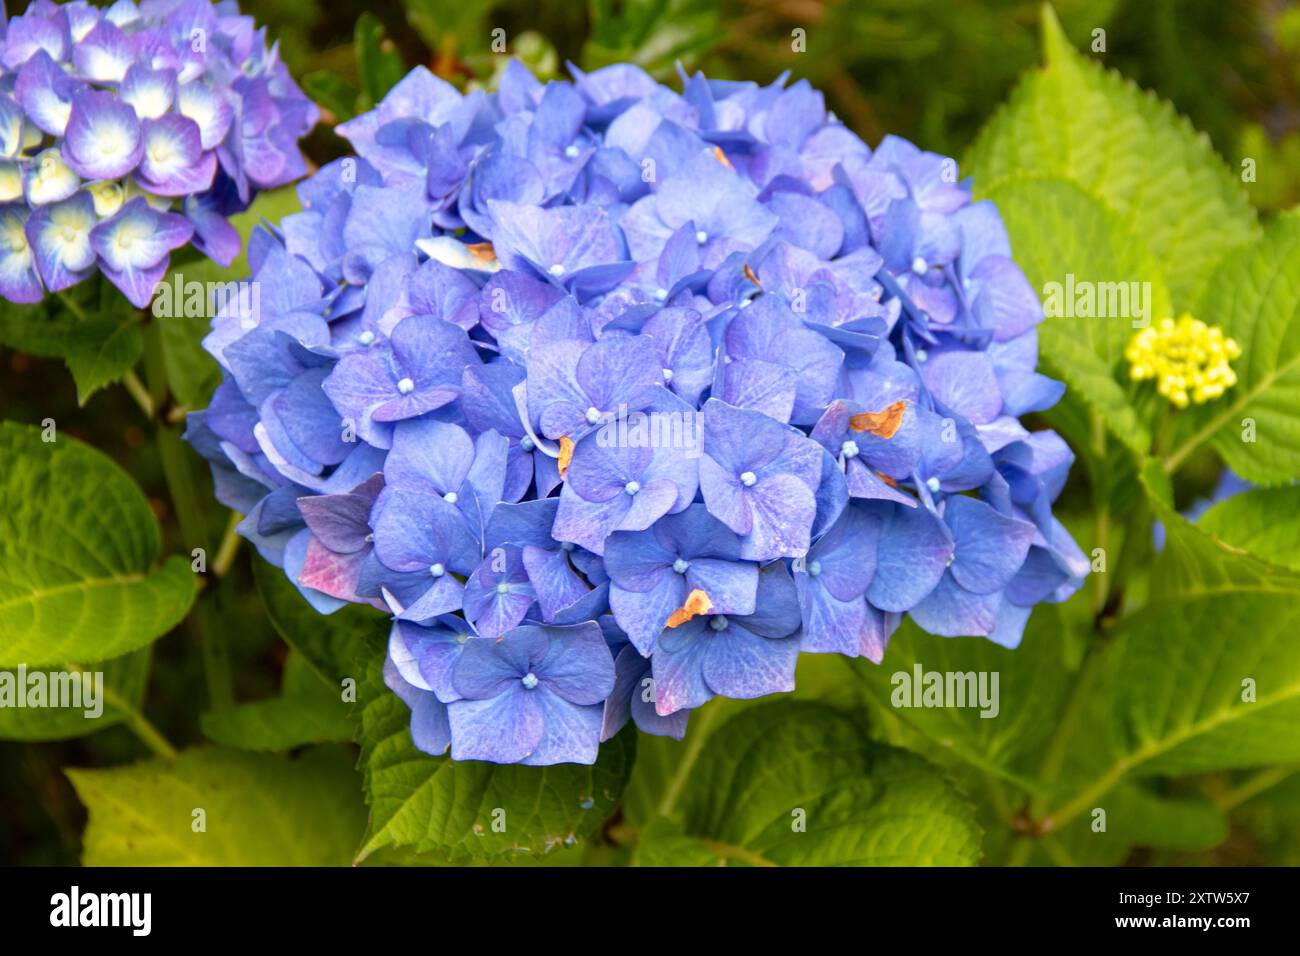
[1125,315,1241,408]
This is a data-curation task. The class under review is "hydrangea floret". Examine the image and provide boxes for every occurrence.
[189,60,1088,765]
[0,0,317,306]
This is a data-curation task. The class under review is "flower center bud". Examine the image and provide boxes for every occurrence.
[396,377,415,394]
[654,287,668,301]
[520,435,535,452]
[496,582,510,595]
[672,558,690,574]
[662,367,674,382]
[926,476,941,493]
[739,471,757,487]
[358,330,376,346]
[429,563,446,577]
[695,230,708,245]
[564,144,580,159]
[807,560,822,577]
[443,491,458,504]
[521,672,539,689]
[548,263,565,277]
[624,480,640,495]
[560,540,575,551]
[585,406,602,424]
[709,616,729,631]
[915,348,928,362]
[841,439,860,459]
[912,256,928,275]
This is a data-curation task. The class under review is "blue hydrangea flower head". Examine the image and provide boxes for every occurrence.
[189,60,1087,766]
[0,0,318,306]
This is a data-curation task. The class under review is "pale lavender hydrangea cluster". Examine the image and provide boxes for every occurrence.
[189,61,1087,765]
[0,0,317,306]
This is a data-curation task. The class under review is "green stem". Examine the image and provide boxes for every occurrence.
[1089,410,1110,619]
[212,510,243,578]
[1024,411,1121,819]
[1214,766,1298,812]
[121,370,154,418]
[157,425,207,554]
[142,319,235,711]
[657,702,723,819]
[68,661,177,760]
[144,322,206,553]
[1005,836,1033,866]
[55,290,88,322]
[192,593,234,711]
[142,317,169,414]
[1040,836,1077,867]
[694,837,777,867]
[1029,642,1111,820]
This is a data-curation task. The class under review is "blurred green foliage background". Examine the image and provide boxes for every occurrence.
[266,0,1300,211]
[4,0,1300,866]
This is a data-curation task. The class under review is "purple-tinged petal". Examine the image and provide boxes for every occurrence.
[14,50,82,136]
[25,192,97,292]
[177,81,234,151]
[0,204,44,303]
[136,113,216,196]
[61,90,144,180]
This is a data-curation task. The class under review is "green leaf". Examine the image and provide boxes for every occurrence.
[1141,458,1300,599]
[0,298,63,357]
[1199,486,1300,570]
[0,298,142,405]
[981,175,1171,456]
[583,0,723,77]
[854,608,1075,789]
[1038,479,1300,829]
[965,5,1258,308]
[156,313,219,408]
[0,648,150,741]
[301,70,357,123]
[62,312,144,405]
[1035,784,1229,866]
[355,13,407,111]
[201,650,355,751]
[355,655,635,862]
[1220,770,1300,865]
[200,693,354,752]
[252,555,386,686]
[67,746,366,865]
[1163,212,1300,484]
[635,701,982,866]
[1063,593,1300,780]
[0,421,197,667]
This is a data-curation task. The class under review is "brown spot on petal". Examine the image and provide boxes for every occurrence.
[665,588,713,628]
[850,400,906,439]
[876,472,898,488]
[557,436,575,478]
[743,264,761,287]
[466,242,497,265]
[713,146,734,171]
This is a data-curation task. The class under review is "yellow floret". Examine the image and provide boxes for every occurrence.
[1125,314,1240,407]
